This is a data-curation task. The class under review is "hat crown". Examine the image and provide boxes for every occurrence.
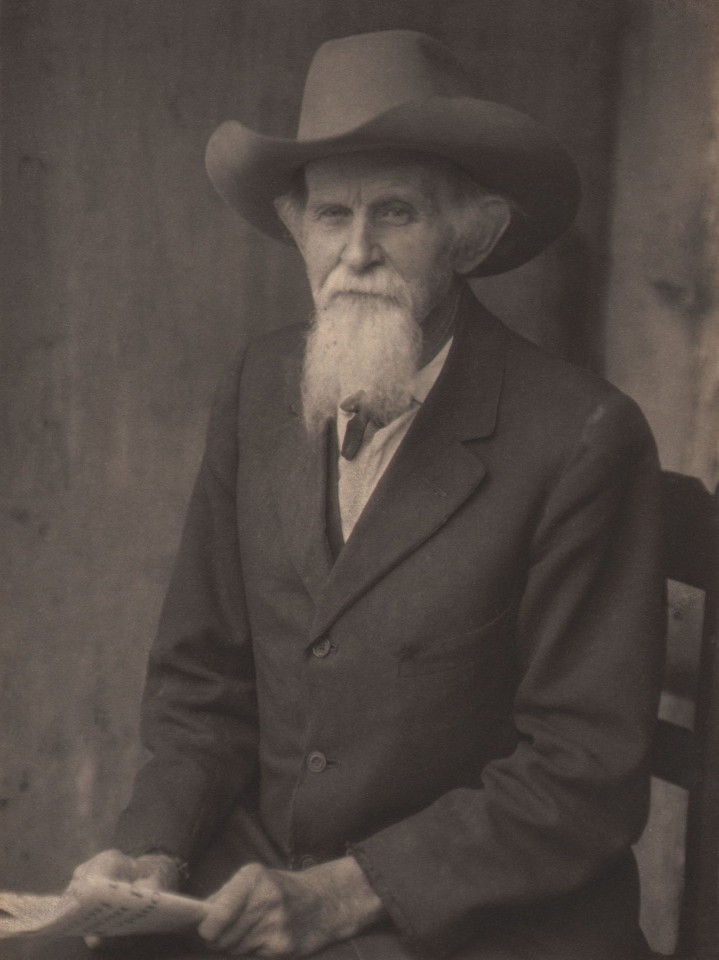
[206,30,581,275]
[298,30,472,140]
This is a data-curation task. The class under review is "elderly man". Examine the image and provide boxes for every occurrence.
[74,30,664,960]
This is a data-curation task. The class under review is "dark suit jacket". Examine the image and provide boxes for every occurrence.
[114,286,665,959]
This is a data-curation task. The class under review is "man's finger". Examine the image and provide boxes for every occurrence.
[214,910,268,953]
[133,876,163,892]
[72,850,134,885]
[199,871,258,941]
[198,900,239,941]
[134,852,182,890]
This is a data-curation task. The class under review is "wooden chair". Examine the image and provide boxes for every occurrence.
[647,471,719,958]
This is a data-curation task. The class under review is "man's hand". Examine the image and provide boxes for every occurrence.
[70,849,181,949]
[71,848,182,891]
[198,855,385,957]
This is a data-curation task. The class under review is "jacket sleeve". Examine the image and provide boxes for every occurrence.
[349,392,666,955]
[112,356,259,865]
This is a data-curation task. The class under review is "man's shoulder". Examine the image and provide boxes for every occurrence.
[505,327,617,405]
[216,322,307,405]
[487,312,653,454]
[464,292,625,417]
[244,321,308,365]
[206,322,307,428]
[218,322,307,379]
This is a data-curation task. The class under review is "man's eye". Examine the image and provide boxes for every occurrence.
[377,204,413,225]
[317,206,350,223]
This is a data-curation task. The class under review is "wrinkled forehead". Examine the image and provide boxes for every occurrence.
[303,150,452,203]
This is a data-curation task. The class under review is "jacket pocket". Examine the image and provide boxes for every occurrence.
[398,603,516,678]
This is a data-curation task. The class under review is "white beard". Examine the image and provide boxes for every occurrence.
[301,269,426,435]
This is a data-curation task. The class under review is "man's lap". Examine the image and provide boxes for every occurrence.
[179,804,651,960]
[10,805,645,960]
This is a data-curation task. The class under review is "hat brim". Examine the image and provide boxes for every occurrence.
[205,96,581,276]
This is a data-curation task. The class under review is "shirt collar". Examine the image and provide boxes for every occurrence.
[410,336,453,405]
[337,336,453,430]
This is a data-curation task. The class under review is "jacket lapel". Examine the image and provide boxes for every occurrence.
[308,290,508,642]
[269,354,334,601]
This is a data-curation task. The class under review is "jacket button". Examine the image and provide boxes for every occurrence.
[312,637,332,658]
[307,751,327,773]
[299,855,318,870]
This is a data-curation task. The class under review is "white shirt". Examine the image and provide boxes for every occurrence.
[336,338,453,540]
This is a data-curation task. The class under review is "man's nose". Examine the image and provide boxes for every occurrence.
[341,214,382,272]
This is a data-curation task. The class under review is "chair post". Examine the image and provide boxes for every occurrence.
[676,483,719,960]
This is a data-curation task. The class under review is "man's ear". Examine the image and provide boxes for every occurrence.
[274,195,305,250]
[453,196,512,275]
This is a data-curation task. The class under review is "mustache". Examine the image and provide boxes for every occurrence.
[318,269,412,310]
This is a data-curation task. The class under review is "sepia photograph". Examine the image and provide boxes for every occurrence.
[1,2,717,958]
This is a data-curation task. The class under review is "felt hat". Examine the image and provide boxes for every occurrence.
[205,30,581,276]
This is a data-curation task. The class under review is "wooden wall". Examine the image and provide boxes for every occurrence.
[604,1,719,951]
[1,0,714,953]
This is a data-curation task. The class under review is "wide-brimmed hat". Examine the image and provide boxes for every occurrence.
[205,30,580,276]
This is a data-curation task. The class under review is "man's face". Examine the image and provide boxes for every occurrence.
[299,152,458,321]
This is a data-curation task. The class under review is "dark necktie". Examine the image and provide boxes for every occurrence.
[339,392,374,460]
[341,409,370,460]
